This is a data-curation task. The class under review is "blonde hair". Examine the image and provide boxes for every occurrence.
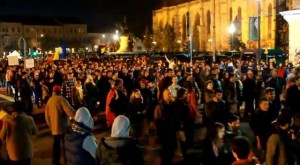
[85,76,95,86]
[129,89,143,104]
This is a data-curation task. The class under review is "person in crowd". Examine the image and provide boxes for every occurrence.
[231,137,259,165]
[83,76,98,114]
[200,65,210,90]
[250,98,272,152]
[242,70,256,118]
[40,80,50,105]
[127,89,146,144]
[32,72,42,108]
[224,74,239,115]
[64,107,98,165]
[16,72,33,115]
[204,80,216,122]
[264,87,281,121]
[139,79,151,105]
[96,115,144,165]
[5,67,14,96]
[158,68,173,100]
[210,89,227,125]
[62,71,76,105]
[208,73,222,92]
[154,89,179,165]
[184,81,199,121]
[266,108,296,165]
[45,85,75,165]
[94,69,111,111]
[168,76,181,101]
[172,88,195,162]
[254,70,265,109]
[105,78,128,127]
[285,76,300,116]
[202,122,228,165]
[72,79,84,109]
[266,69,283,105]
[0,101,38,165]
[46,71,56,95]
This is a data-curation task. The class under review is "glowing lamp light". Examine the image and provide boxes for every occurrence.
[228,23,236,34]
[113,34,119,41]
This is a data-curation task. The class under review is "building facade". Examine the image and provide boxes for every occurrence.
[0,17,87,56]
[153,0,277,52]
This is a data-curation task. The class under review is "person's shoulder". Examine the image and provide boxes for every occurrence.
[268,133,281,142]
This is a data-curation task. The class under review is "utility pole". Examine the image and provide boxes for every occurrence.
[257,0,261,62]
[186,11,193,74]
[212,0,216,62]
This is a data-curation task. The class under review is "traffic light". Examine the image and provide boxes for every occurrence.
[183,42,189,52]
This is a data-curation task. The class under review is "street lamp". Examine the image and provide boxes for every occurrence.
[228,23,235,50]
[113,34,119,41]
[257,0,261,62]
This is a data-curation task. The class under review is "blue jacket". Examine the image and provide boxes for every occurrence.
[65,130,96,165]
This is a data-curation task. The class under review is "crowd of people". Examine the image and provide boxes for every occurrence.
[0,54,300,165]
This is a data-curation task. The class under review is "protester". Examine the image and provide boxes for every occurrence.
[45,85,75,165]
[231,137,259,165]
[96,115,144,165]
[65,107,98,165]
[0,101,38,165]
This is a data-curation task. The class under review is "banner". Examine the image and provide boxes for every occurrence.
[7,56,19,66]
[25,59,35,68]
[249,17,258,41]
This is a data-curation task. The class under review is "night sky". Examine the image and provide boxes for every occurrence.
[0,0,162,35]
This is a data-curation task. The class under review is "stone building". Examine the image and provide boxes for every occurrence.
[0,16,87,56]
[153,0,278,52]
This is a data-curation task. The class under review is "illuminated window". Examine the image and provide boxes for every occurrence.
[12,28,15,33]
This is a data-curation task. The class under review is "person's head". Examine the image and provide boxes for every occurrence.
[172,76,178,85]
[232,137,251,160]
[111,115,130,138]
[148,81,155,89]
[95,69,101,76]
[246,70,253,79]
[139,79,148,89]
[162,89,172,103]
[12,101,26,113]
[177,88,187,100]
[271,69,278,78]
[265,87,276,101]
[215,89,223,101]
[277,108,293,130]
[52,85,62,95]
[209,122,225,141]
[130,89,143,103]
[114,78,123,89]
[205,80,214,91]
[228,115,241,132]
[167,69,173,77]
[259,98,269,111]
[73,107,94,131]
[229,73,236,82]
[106,71,113,78]
[112,72,119,80]
[85,76,94,84]
[21,72,27,79]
